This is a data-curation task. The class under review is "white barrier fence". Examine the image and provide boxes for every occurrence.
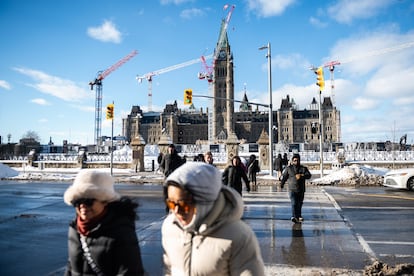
[4,145,414,165]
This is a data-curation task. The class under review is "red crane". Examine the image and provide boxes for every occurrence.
[89,50,138,151]
[322,60,341,105]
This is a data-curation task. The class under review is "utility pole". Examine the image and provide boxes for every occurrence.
[259,42,274,177]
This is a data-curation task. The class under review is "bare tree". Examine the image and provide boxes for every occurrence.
[22,130,41,143]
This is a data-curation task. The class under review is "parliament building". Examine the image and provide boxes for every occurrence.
[122,24,340,149]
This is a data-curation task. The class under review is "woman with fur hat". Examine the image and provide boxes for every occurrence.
[63,169,145,276]
[162,162,265,275]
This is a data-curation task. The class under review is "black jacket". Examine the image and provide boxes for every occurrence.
[222,165,250,194]
[280,164,311,193]
[65,198,145,276]
[160,152,185,177]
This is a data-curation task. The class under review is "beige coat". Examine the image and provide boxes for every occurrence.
[162,185,265,276]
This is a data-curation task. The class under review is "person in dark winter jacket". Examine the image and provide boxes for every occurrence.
[222,155,250,195]
[247,154,260,191]
[160,144,185,178]
[280,154,311,223]
[63,170,145,276]
[275,153,283,180]
[282,153,289,170]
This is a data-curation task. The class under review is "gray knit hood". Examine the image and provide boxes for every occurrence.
[165,162,222,205]
[165,162,223,231]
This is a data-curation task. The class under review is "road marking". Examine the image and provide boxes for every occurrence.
[323,189,378,262]
[342,206,414,210]
[367,240,414,245]
[353,193,414,201]
[379,254,414,258]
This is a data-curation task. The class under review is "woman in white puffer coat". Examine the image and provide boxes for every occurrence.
[161,162,265,276]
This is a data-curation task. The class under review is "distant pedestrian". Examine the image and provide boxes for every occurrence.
[162,162,265,275]
[280,153,311,223]
[193,153,205,162]
[282,153,289,170]
[222,156,250,195]
[247,154,260,191]
[160,144,185,178]
[204,151,215,166]
[157,152,163,165]
[63,170,145,275]
[275,153,283,180]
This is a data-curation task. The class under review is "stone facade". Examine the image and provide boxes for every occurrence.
[121,26,341,147]
[122,93,341,147]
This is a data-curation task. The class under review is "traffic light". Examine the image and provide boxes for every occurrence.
[315,66,325,91]
[106,104,114,120]
[311,122,318,134]
[184,89,192,105]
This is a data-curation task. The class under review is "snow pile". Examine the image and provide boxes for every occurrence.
[0,163,19,178]
[0,162,389,186]
[311,164,388,186]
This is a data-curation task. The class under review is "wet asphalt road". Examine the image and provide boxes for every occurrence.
[0,180,413,275]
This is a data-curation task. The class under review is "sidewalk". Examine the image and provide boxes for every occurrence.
[137,186,372,275]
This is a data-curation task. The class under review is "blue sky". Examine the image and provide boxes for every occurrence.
[1,0,414,146]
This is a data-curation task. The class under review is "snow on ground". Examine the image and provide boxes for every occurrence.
[0,163,19,178]
[0,162,390,185]
[311,164,388,185]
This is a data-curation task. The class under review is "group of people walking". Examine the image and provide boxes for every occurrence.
[62,145,311,275]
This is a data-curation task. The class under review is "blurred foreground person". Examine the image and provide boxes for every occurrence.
[280,154,312,223]
[63,169,145,276]
[162,162,265,276]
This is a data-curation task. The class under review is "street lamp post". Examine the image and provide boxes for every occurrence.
[259,42,273,177]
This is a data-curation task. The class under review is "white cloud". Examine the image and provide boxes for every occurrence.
[13,67,92,102]
[272,53,308,70]
[352,97,379,110]
[365,66,414,98]
[180,8,205,19]
[309,16,327,28]
[246,0,296,17]
[327,0,394,24]
[31,98,50,105]
[87,20,122,43]
[160,0,193,5]
[0,80,11,90]
[71,104,95,112]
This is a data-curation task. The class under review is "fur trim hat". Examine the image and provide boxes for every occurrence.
[64,170,121,206]
[165,162,222,204]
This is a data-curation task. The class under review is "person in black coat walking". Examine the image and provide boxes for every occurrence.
[222,156,250,195]
[280,154,311,224]
[63,170,145,276]
[160,144,185,178]
[274,153,283,180]
[247,154,260,191]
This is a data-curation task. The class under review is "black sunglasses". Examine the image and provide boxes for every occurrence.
[72,198,95,207]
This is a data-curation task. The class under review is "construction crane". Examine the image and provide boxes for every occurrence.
[89,50,138,151]
[312,40,414,105]
[136,54,213,111]
[322,60,341,105]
